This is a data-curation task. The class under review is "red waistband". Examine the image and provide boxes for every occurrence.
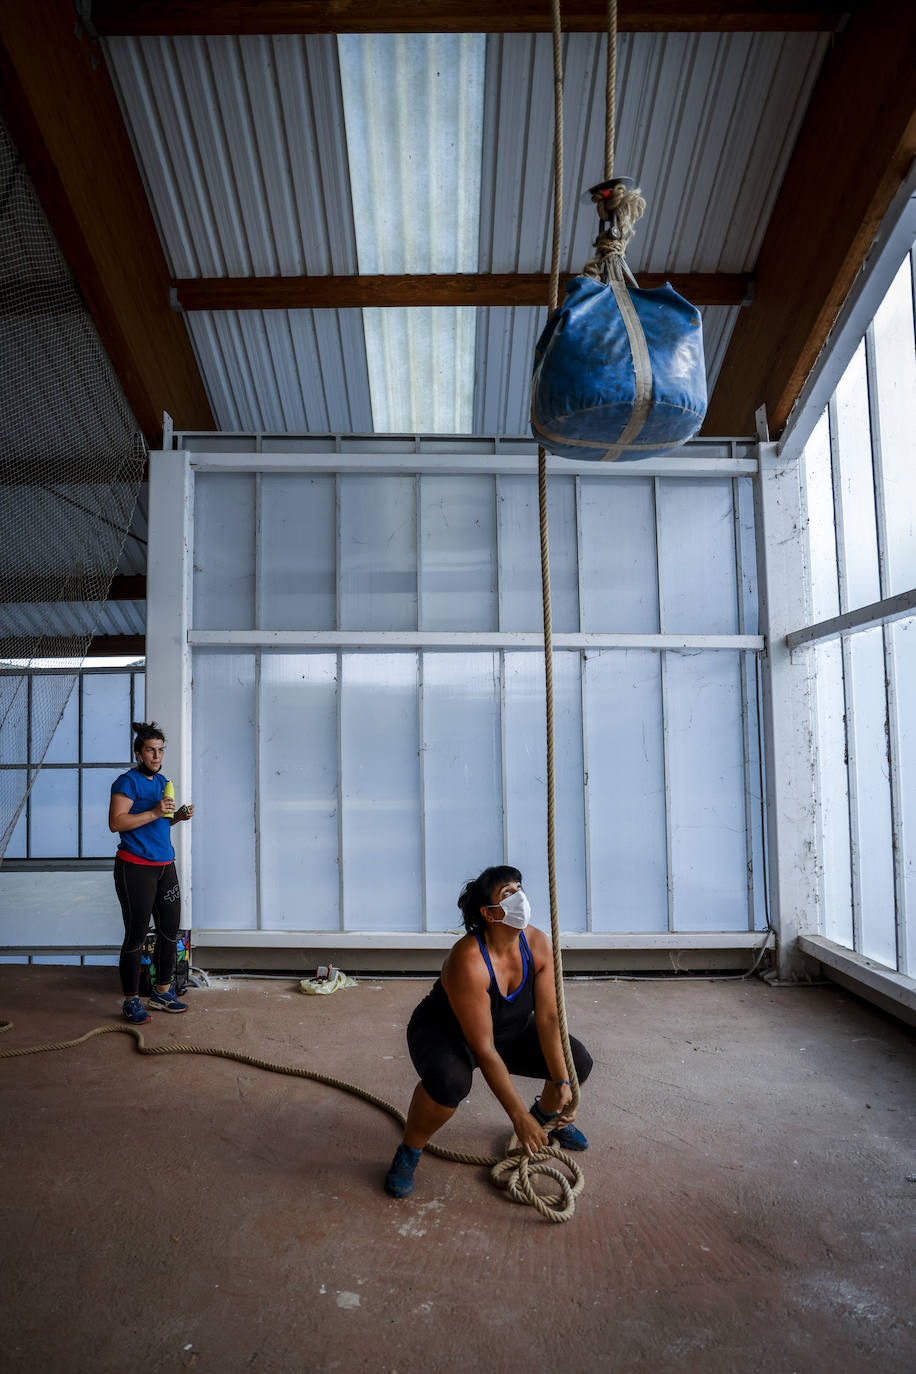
[116,849,170,867]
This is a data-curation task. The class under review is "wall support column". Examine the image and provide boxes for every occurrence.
[145,449,194,923]
[755,442,819,979]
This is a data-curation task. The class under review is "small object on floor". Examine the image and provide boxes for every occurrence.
[530,1096,589,1151]
[385,1143,422,1198]
[299,968,357,995]
[122,996,151,1025]
[148,987,188,1014]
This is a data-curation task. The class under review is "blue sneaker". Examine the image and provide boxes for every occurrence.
[530,1097,589,1151]
[385,1143,421,1198]
[148,987,188,1014]
[122,996,151,1025]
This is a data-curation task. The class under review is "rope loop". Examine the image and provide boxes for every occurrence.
[490,1145,584,1223]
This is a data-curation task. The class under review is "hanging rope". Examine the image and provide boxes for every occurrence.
[536,0,582,1142]
[582,0,645,286]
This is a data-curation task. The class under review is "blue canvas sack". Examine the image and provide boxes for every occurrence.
[531,182,707,461]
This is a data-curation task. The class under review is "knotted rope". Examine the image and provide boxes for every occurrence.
[582,0,645,286]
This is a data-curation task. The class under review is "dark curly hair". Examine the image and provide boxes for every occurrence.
[131,720,166,758]
[457,865,522,935]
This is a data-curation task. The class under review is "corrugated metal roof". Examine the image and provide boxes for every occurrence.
[103,29,829,436]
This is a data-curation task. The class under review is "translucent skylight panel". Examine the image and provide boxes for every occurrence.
[338,34,485,431]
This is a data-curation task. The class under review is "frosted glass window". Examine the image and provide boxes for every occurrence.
[889,617,916,976]
[498,476,579,632]
[82,769,121,858]
[33,677,78,764]
[82,674,131,763]
[260,653,339,930]
[871,259,916,596]
[804,413,840,624]
[847,628,896,968]
[193,473,256,629]
[191,652,257,929]
[503,652,587,933]
[833,346,880,610]
[579,478,659,632]
[0,677,27,763]
[340,653,421,930]
[340,475,417,630]
[29,767,78,857]
[813,640,853,947]
[657,479,738,634]
[421,652,501,931]
[583,650,667,932]
[260,475,335,630]
[420,475,497,630]
[665,651,748,931]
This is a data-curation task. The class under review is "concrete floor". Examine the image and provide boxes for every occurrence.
[1,965,914,1374]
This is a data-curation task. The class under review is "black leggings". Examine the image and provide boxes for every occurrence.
[407,1004,593,1109]
[114,858,181,997]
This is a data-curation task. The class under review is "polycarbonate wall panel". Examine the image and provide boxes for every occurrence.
[0,678,27,763]
[29,768,78,858]
[81,770,120,859]
[33,678,77,764]
[503,651,587,934]
[340,653,422,930]
[259,653,339,930]
[4,776,27,857]
[579,478,659,632]
[665,651,749,931]
[657,479,738,634]
[82,675,131,763]
[498,476,578,631]
[812,640,853,947]
[260,475,336,630]
[583,650,667,933]
[847,628,896,967]
[193,473,256,629]
[192,653,257,929]
[339,475,417,630]
[422,652,502,931]
[889,618,915,975]
[833,346,881,611]
[805,414,840,623]
[871,260,916,596]
[420,475,498,630]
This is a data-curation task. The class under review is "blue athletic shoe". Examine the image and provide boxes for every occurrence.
[148,987,188,1014]
[385,1143,421,1198]
[122,996,151,1025]
[530,1097,589,1151]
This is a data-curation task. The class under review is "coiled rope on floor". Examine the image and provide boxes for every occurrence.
[0,1018,584,1223]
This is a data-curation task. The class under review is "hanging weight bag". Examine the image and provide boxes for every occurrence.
[531,180,707,462]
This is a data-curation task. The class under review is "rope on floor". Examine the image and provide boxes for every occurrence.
[0,1019,585,1222]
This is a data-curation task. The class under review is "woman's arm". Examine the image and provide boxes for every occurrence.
[108,791,171,834]
[443,941,549,1155]
[529,927,575,1116]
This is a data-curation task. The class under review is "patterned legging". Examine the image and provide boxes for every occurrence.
[114,858,181,997]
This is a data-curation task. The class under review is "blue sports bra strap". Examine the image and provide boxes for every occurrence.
[473,930,496,987]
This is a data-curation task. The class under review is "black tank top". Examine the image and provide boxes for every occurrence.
[421,930,535,1049]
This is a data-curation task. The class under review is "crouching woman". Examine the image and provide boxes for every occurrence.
[385,865,593,1198]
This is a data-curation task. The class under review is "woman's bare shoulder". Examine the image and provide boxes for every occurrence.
[442,933,487,989]
[525,925,552,965]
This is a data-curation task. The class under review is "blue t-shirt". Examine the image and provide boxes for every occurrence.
[111,768,175,864]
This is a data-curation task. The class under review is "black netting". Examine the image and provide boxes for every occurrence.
[0,117,147,858]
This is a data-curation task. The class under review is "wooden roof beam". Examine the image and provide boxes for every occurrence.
[705,0,916,437]
[0,0,214,444]
[91,2,850,36]
[173,272,751,310]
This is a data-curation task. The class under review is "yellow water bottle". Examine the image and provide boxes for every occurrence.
[163,779,175,815]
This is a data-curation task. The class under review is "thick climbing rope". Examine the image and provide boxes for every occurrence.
[0,1018,584,1222]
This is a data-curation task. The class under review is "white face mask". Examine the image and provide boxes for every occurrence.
[496,888,532,930]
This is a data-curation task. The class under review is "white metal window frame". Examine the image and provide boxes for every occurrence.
[149,438,770,954]
[762,182,916,1012]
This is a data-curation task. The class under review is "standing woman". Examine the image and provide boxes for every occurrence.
[109,721,194,1024]
[385,865,593,1199]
